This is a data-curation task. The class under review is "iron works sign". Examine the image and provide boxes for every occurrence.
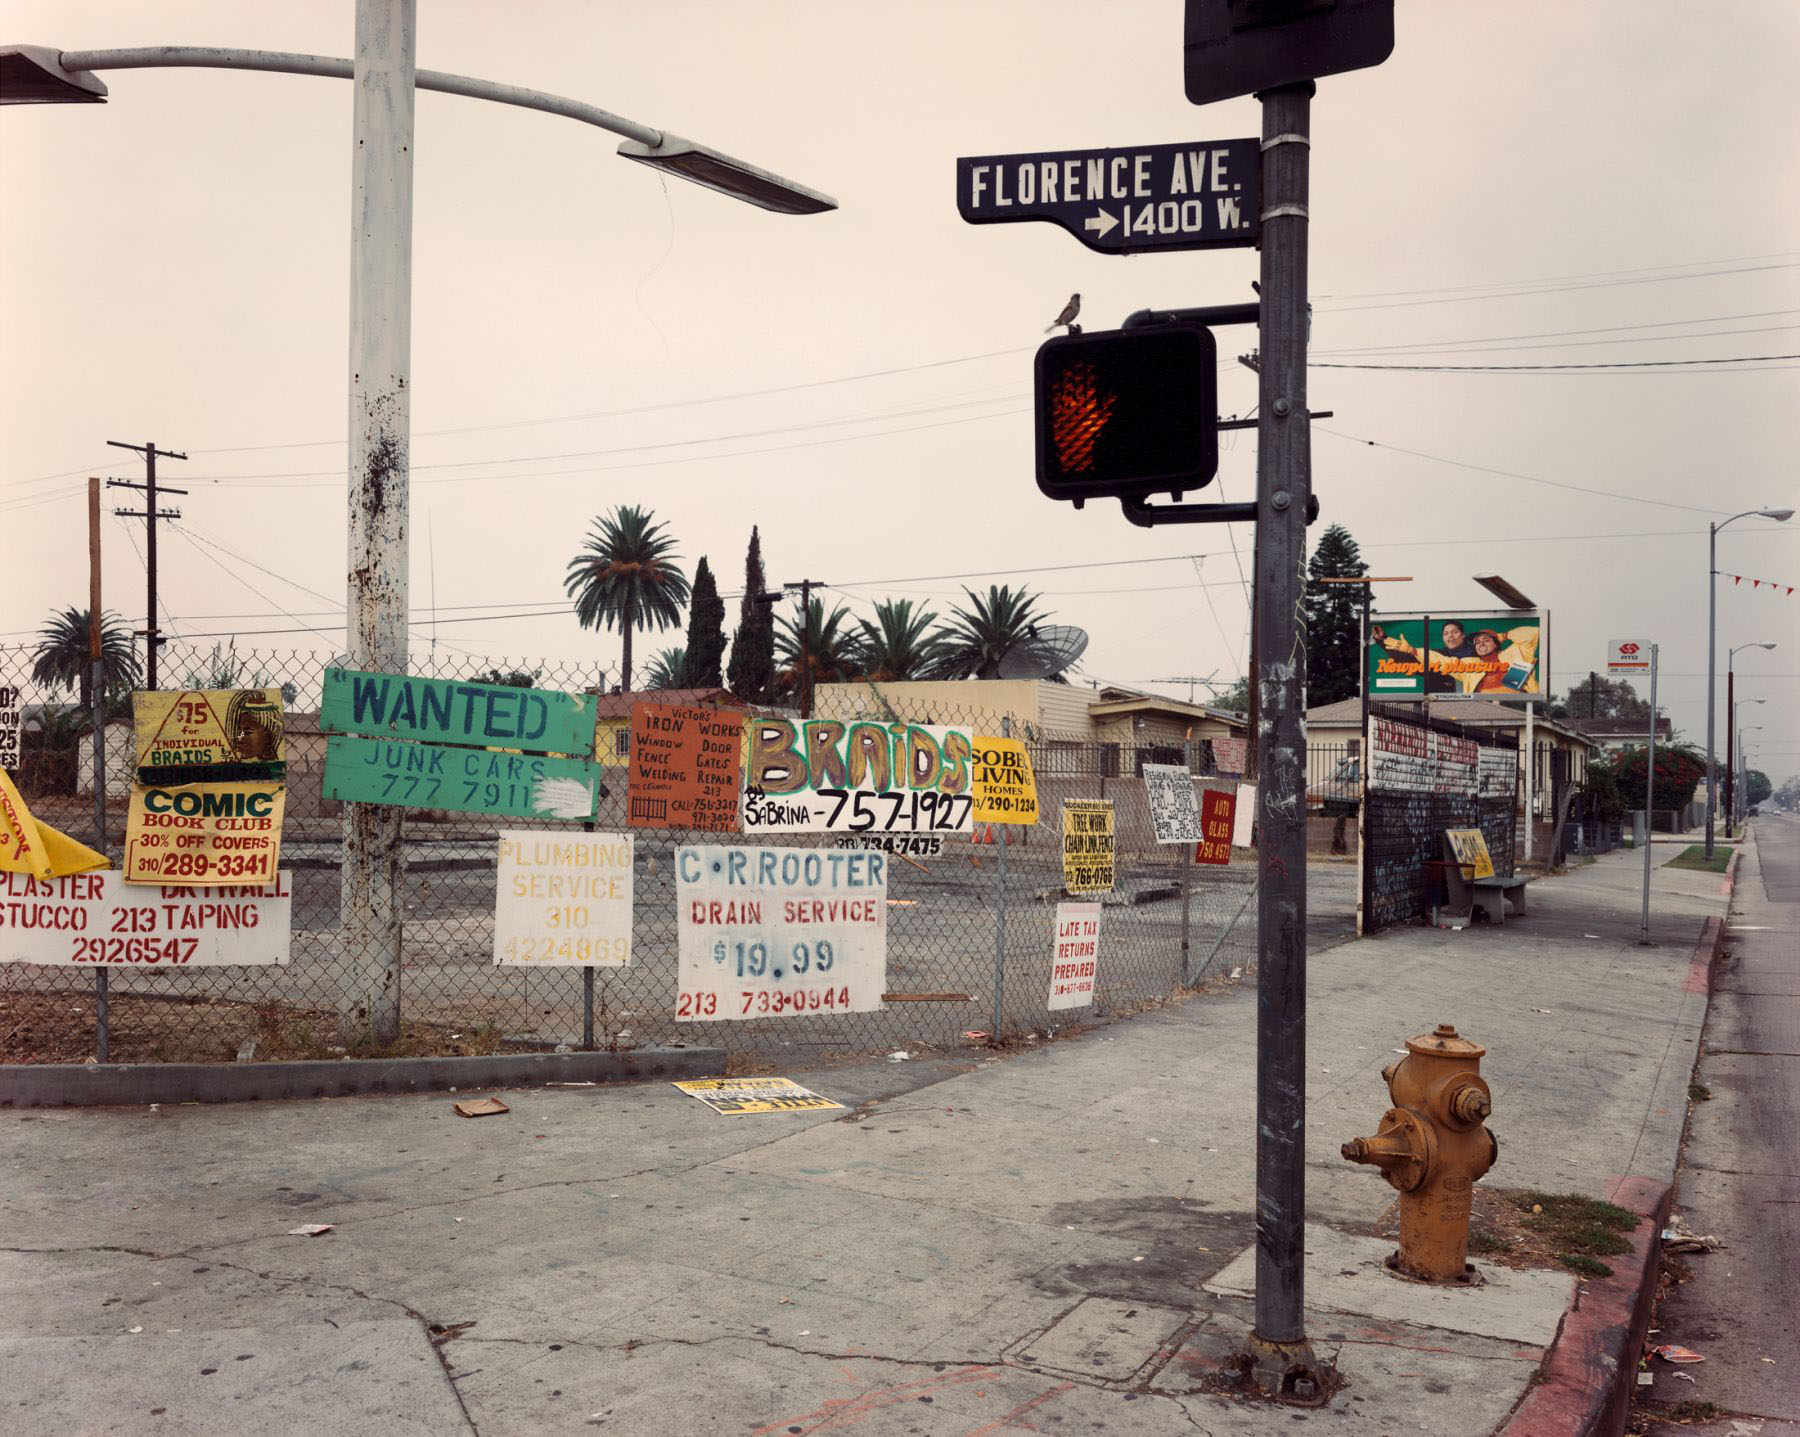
[956,138,1260,254]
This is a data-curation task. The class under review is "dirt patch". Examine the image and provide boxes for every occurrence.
[1372,1184,1641,1277]
[0,991,515,1066]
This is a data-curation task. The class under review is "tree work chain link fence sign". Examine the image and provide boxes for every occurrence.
[672,1077,844,1116]
[321,668,601,821]
[0,685,21,770]
[133,687,286,785]
[970,735,1038,825]
[1142,762,1204,843]
[1061,800,1115,894]
[494,831,634,967]
[627,702,743,831]
[675,844,887,1020]
[740,718,974,834]
[1,869,292,966]
[124,781,286,887]
[956,138,1260,254]
[1049,901,1102,1010]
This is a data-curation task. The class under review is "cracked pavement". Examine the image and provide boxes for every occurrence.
[1,843,1728,1433]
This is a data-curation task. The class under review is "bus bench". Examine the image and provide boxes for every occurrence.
[1441,830,1530,926]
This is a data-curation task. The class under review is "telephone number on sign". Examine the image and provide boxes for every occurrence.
[678,986,854,1019]
[141,853,272,880]
[67,937,201,965]
[818,789,971,832]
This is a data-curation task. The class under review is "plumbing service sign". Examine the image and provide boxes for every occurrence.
[493,831,634,967]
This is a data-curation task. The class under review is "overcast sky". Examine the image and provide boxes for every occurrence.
[3,2,1796,781]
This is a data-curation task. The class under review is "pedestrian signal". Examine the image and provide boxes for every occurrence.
[1034,323,1218,505]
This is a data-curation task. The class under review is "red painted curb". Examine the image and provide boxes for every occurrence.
[1685,916,1723,995]
[1499,1176,1671,1437]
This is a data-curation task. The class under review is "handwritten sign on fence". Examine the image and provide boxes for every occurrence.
[628,702,743,831]
[1061,799,1115,894]
[1142,762,1203,844]
[740,718,974,835]
[124,781,285,887]
[1194,789,1236,864]
[1048,901,1101,1009]
[0,869,291,966]
[494,831,634,966]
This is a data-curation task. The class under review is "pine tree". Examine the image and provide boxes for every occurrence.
[726,527,776,703]
[1302,524,1368,708]
[681,557,727,688]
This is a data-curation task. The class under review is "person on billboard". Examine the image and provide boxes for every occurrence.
[1424,620,1475,694]
[1469,626,1541,695]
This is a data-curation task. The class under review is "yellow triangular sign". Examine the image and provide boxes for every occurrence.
[34,817,110,876]
[0,769,112,878]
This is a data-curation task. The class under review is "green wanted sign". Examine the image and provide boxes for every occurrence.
[321,668,596,755]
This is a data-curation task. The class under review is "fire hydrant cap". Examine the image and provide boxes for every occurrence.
[1406,1023,1487,1059]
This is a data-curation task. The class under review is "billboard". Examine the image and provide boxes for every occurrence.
[1366,611,1546,702]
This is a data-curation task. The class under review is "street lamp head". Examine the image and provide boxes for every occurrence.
[617,134,836,215]
[1760,508,1795,522]
[0,45,107,102]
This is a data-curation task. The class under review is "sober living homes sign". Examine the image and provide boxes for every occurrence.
[321,669,601,821]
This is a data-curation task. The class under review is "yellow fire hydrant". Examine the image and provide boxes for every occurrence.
[1341,1023,1497,1284]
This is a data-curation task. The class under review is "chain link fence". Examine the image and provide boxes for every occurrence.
[0,644,1309,1067]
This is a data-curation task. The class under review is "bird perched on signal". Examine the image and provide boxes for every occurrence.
[1045,293,1081,333]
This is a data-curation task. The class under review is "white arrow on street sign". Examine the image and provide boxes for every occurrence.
[1083,209,1119,239]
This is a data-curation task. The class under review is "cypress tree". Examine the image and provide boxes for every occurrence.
[682,557,727,688]
[726,527,776,702]
[1302,524,1368,708]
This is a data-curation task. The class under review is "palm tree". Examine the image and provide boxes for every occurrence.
[30,607,142,708]
[643,647,687,690]
[856,598,945,681]
[564,505,690,693]
[932,585,1052,679]
[776,598,862,708]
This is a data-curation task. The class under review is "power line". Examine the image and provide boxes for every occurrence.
[1312,250,1800,302]
[1310,352,1800,372]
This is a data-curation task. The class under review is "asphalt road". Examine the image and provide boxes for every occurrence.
[1640,813,1800,1433]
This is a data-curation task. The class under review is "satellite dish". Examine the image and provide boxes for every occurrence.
[996,624,1090,680]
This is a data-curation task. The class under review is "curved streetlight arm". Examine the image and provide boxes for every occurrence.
[60,46,666,144]
[17,45,835,213]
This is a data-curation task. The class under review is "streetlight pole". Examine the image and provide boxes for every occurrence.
[1729,700,1766,831]
[1706,510,1794,857]
[4,20,835,1045]
[1724,642,1775,838]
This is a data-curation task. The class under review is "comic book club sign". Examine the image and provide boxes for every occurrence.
[0,869,291,966]
[124,781,286,887]
[675,844,888,1020]
[740,718,974,834]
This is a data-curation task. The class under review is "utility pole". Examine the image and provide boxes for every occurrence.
[87,476,110,1063]
[1246,78,1318,1393]
[1724,666,1735,839]
[784,579,826,720]
[106,439,187,690]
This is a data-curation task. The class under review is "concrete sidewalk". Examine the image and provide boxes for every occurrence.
[1,844,1726,1434]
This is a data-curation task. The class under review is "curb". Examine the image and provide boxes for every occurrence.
[1721,845,1741,899]
[1499,1175,1672,1437]
[0,1045,724,1108]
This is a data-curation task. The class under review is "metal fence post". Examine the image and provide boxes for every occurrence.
[991,716,1010,1040]
[1180,738,1193,984]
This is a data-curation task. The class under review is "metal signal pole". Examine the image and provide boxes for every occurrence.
[106,439,187,690]
[1246,79,1321,1395]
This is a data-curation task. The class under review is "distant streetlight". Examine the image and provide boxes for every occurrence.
[1706,509,1794,855]
[1472,573,1535,610]
[1725,642,1776,836]
[3,9,835,1043]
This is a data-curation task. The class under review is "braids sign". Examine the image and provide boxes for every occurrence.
[740,718,976,834]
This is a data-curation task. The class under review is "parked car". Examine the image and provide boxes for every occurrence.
[1308,757,1361,815]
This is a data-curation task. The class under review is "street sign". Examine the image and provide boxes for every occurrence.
[1035,323,1219,503]
[956,139,1259,254]
[1608,639,1652,674]
[1184,0,1395,107]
